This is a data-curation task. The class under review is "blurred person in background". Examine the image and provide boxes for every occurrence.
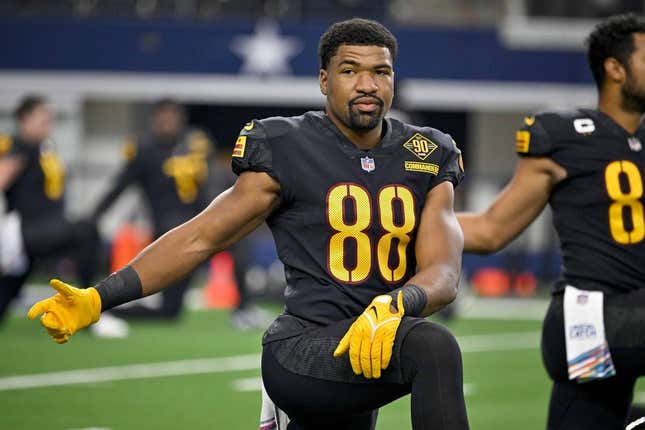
[0,95,126,337]
[28,19,469,429]
[92,98,269,329]
[458,14,645,430]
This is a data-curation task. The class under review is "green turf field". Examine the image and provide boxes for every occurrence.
[1,305,634,430]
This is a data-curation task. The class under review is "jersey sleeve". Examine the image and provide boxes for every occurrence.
[431,135,465,189]
[231,119,276,180]
[515,114,553,157]
[91,137,142,219]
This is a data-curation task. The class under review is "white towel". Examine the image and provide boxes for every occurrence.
[564,285,616,383]
[259,381,290,430]
[0,211,28,276]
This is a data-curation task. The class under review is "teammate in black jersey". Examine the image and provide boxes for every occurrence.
[458,14,645,430]
[92,99,265,327]
[28,19,469,429]
[0,95,99,324]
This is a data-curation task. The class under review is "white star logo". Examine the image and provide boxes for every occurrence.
[230,21,303,76]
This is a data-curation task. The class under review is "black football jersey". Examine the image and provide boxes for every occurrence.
[94,129,213,235]
[0,135,65,224]
[516,109,645,293]
[232,111,464,324]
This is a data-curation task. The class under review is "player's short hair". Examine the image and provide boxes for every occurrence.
[318,18,398,69]
[13,94,47,121]
[152,97,184,115]
[586,13,645,89]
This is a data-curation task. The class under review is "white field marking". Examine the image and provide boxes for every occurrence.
[0,354,260,392]
[66,428,112,430]
[232,377,479,398]
[463,383,476,397]
[0,331,540,392]
[232,376,263,392]
[457,296,549,321]
[459,331,541,353]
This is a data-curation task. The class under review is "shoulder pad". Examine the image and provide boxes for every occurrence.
[253,115,307,140]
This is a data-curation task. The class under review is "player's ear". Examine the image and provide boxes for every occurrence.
[604,57,626,84]
[319,68,328,96]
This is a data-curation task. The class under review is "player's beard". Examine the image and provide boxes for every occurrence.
[621,72,645,114]
[347,97,384,131]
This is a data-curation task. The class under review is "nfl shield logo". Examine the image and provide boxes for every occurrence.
[577,294,588,305]
[360,156,375,172]
[628,136,642,152]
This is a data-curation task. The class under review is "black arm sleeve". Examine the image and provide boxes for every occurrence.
[92,142,141,220]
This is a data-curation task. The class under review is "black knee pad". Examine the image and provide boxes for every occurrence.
[401,321,461,371]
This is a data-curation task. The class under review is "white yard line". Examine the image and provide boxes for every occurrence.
[457,296,549,321]
[0,331,540,392]
[0,354,260,392]
[458,331,541,352]
[232,376,264,392]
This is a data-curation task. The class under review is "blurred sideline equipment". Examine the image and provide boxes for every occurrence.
[458,14,645,430]
[110,223,152,274]
[0,211,28,276]
[204,251,241,309]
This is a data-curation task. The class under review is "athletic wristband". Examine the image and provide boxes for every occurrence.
[95,265,143,312]
[387,284,427,317]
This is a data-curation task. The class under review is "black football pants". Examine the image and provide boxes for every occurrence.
[262,321,470,430]
[542,290,645,430]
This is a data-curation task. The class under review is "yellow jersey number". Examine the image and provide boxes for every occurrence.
[326,183,416,284]
[604,160,644,244]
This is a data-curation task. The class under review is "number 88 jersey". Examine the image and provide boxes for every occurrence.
[232,111,464,324]
[516,109,645,294]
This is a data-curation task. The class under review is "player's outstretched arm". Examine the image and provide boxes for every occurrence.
[457,157,565,254]
[130,171,279,296]
[28,171,280,342]
[0,155,24,191]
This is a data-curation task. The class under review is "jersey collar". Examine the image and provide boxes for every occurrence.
[309,111,396,158]
[581,108,645,138]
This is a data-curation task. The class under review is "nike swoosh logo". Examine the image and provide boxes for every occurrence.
[370,306,379,320]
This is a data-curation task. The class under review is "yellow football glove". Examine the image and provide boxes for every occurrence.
[27,279,101,344]
[333,292,404,379]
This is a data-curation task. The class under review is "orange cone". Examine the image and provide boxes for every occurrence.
[513,271,537,297]
[110,224,151,273]
[204,251,240,309]
[471,268,511,297]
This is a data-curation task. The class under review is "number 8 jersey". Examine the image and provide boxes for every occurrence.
[516,109,645,294]
[232,111,464,324]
